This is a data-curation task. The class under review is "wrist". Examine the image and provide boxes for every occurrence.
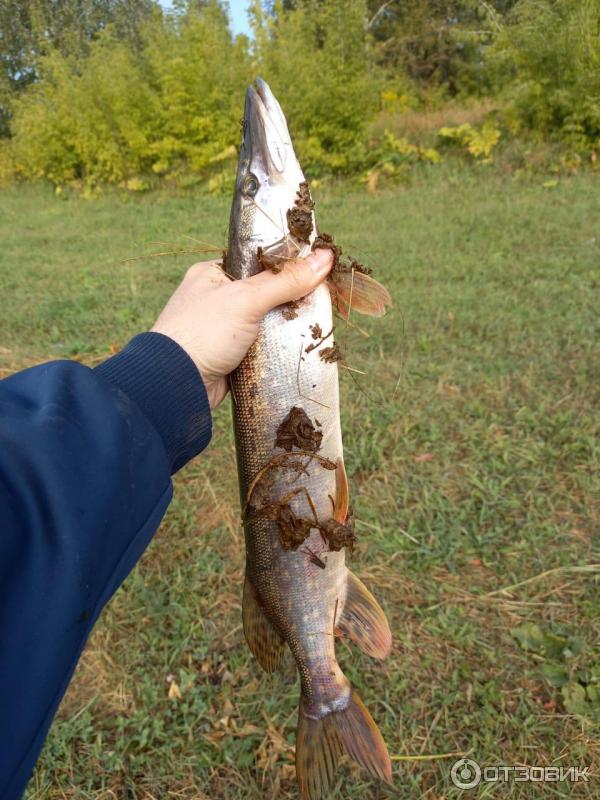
[202,375,227,410]
[95,332,212,472]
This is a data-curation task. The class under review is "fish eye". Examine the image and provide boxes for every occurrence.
[243,174,259,197]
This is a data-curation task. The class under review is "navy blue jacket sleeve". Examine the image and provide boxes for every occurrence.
[0,332,211,799]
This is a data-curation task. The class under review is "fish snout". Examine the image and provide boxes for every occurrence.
[242,79,301,181]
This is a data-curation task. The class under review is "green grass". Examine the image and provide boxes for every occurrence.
[1,165,599,799]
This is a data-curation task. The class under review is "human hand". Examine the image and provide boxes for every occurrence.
[151,248,333,408]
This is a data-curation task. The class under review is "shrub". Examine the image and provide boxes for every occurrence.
[438,120,501,161]
[494,0,600,148]
[143,2,251,177]
[9,2,251,186]
[10,36,160,184]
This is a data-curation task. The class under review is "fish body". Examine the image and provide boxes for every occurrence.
[228,80,392,799]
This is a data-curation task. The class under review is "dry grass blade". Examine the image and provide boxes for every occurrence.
[390,749,473,762]
[484,564,600,597]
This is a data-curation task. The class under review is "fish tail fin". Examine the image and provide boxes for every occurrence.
[328,270,392,319]
[335,570,392,659]
[296,688,392,800]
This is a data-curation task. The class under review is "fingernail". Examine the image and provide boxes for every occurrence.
[307,248,333,275]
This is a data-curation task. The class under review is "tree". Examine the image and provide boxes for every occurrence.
[0,0,159,136]
[366,0,518,95]
[494,0,600,146]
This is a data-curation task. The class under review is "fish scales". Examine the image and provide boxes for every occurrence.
[227,79,393,800]
[232,285,345,702]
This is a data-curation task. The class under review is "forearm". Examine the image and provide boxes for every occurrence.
[0,333,211,799]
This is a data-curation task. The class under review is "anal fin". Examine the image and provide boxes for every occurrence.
[242,574,285,672]
[336,571,392,659]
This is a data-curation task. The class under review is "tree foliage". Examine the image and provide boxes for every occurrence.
[367,0,517,95]
[494,0,600,146]
[0,0,598,186]
[8,1,251,184]
[0,0,157,134]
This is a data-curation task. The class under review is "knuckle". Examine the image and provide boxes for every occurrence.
[186,262,205,279]
[281,263,306,292]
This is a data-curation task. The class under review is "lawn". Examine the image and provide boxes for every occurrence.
[1,165,598,799]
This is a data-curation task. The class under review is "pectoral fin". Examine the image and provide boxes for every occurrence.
[335,571,392,659]
[329,270,392,318]
[242,575,285,672]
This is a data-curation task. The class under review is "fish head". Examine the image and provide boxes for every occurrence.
[228,78,310,275]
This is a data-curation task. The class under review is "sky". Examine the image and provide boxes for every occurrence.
[227,0,253,37]
[159,1,253,38]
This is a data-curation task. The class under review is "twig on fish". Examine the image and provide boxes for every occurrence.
[276,485,320,527]
[296,343,331,409]
[339,353,382,406]
[243,451,337,518]
[181,234,224,252]
[300,545,327,569]
[301,487,319,527]
[305,326,333,354]
[333,309,370,337]
[249,196,290,240]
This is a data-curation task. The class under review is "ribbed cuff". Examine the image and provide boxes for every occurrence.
[95,332,212,473]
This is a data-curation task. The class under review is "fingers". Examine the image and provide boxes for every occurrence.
[242,249,333,319]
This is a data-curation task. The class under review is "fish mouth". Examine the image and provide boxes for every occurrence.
[243,78,296,177]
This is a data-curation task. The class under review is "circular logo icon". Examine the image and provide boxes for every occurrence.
[450,758,482,790]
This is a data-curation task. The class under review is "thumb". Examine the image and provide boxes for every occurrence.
[244,248,333,318]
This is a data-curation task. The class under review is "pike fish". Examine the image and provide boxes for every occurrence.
[228,79,393,799]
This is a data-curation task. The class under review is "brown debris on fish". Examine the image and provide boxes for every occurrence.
[275,406,323,453]
[276,505,313,550]
[281,300,300,320]
[287,181,315,243]
[228,78,393,800]
[320,515,356,555]
[319,343,341,363]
